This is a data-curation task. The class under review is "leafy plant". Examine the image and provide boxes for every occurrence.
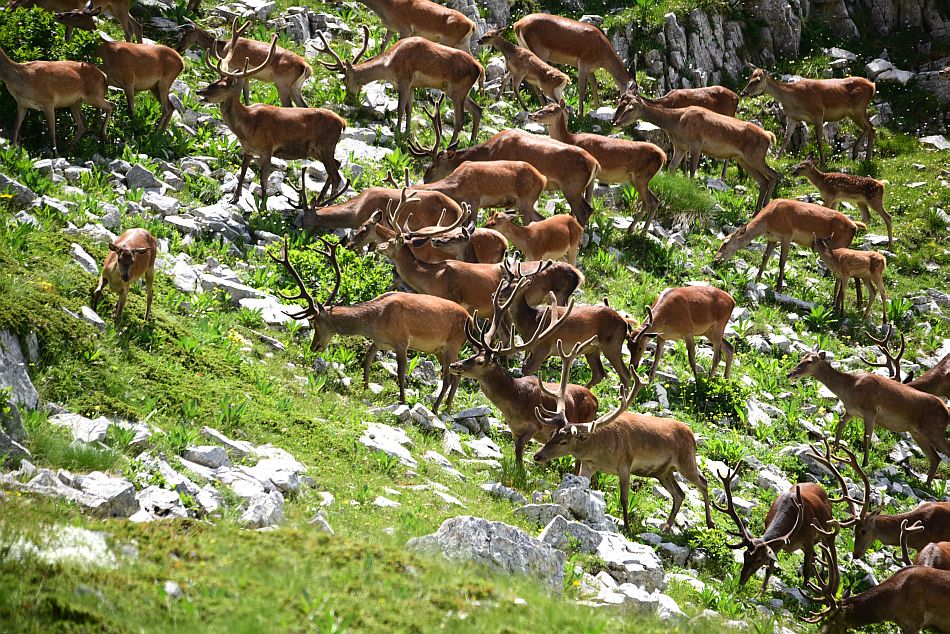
[216,397,248,426]
[803,304,838,331]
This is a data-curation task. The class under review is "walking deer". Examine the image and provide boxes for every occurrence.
[348,0,475,51]
[91,228,157,323]
[485,211,582,263]
[813,233,887,323]
[477,27,568,110]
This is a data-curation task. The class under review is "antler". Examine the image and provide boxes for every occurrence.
[315,24,370,73]
[802,524,842,623]
[383,187,421,238]
[498,295,575,356]
[312,236,342,306]
[862,324,906,381]
[761,485,806,549]
[291,169,350,213]
[206,21,277,79]
[534,335,598,429]
[899,519,925,565]
[806,438,866,525]
[403,204,470,240]
[710,461,754,548]
[383,168,409,188]
[406,94,457,158]
[267,237,319,319]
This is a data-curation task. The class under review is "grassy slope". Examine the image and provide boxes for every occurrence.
[1,1,949,632]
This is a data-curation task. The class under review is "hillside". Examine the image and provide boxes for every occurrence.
[0,0,949,632]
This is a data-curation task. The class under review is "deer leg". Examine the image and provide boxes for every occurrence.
[660,472,685,531]
[363,342,379,387]
[863,116,875,162]
[833,412,853,450]
[709,332,723,377]
[619,466,632,532]
[910,431,942,485]
[94,95,112,142]
[815,118,828,168]
[776,118,797,159]
[68,104,88,153]
[878,279,888,324]
[576,65,589,119]
[684,334,699,380]
[759,561,776,594]
[688,146,702,179]
[514,431,533,466]
[436,350,460,414]
[122,86,135,119]
[776,238,791,290]
[114,285,128,323]
[860,412,876,466]
[276,81,292,108]
[588,72,601,108]
[602,344,631,387]
[685,464,714,528]
[258,155,272,206]
[153,86,173,131]
[464,95,481,144]
[853,276,863,310]
[43,106,58,156]
[396,346,408,405]
[512,73,529,111]
[871,199,893,248]
[584,352,608,388]
[720,159,729,180]
[857,202,872,225]
[667,145,686,173]
[721,337,734,379]
[755,242,776,282]
[91,276,106,311]
[648,337,666,381]
[380,29,394,53]
[12,104,26,147]
[144,267,154,321]
[232,153,252,204]
[863,280,876,319]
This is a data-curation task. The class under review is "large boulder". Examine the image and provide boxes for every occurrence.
[0,330,39,409]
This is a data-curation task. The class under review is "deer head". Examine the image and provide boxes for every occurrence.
[108,242,150,283]
[611,93,646,128]
[197,22,278,103]
[740,64,768,98]
[405,94,460,180]
[787,349,831,381]
[314,25,371,96]
[712,225,749,266]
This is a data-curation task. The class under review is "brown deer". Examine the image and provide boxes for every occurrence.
[91,228,157,323]
[178,20,311,108]
[348,0,475,51]
[742,65,876,166]
[477,27,568,110]
[794,158,892,247]
[196,36,345,207]
[787,349,950,483]
[529,100,666,232]
[269,237,469,414]
[812,233,887,323]
[315,26,482,145]
[9,0,141,42]
[449,280,597,465]
[627,286,735,382]
[512,13,629,118]
[613,93,778,213]
[485,211,582,263]
[0,46,112,156]
[711,199,864,291]
[861,326,950,399]
[533,338,714,532]
[902,522,950,570]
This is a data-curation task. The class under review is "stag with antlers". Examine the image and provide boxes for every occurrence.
[901,519,950,570]
[862,325,950,399]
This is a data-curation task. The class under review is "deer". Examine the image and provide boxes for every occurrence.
[901,521,950,570]
[812,233,887,323]
[346,0,475,51]
[533,337,715,532]
[177,20,311,108]
[711,198,865,291]
[626,286,735,383]
[268,236,469,414]
[449,279,597,465]
[9,0,141,42]
[484,211,582,264]
[861,326,950,399]
[315,26,482,145]
[612,93,778,214]
[742,64,876,166]
[512,13,629,118]
[787,348,950,484]
[528,100,665,232]
[476,27,568,110]
[0,46,112,156]
[91,228,157,323]
[53,13,184,131]
[793,157,892,247]
[196,35,346,208]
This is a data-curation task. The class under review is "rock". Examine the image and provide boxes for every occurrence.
[77,306,106,330]
[311,511,334,535]
[200,425,253,458]
[48,412,110,443]
[142,191,180,216]
[481,481,528,505]
[442,430,466,456]
[164,580,184,600]
[242,458,302,494]
[201,274,268,304]
[0,330,39,409]
[920,135,950,151]
[657,542,689,566]
[409,403,447,433]
[182,445,231,469]
[750,0,801,62]
[757,467,793,495]
[551,474,609,528]
[373,495,401,508]
[589,106,616,122]
[866,58,895,78]
[164,215,200,234]
[125,164,163,190]
[539,515,604,554]
[138,453,200,497]
[513,503,571,527]
[74,472,138,518]
[240,490,284,528]
[432,489,465,507]
[596,531,666,590]
[466,436,502,459]
[825,47,856,61]
[131,485,188,521]
[407,516,565,590]
[0,426,30,464]
[6,525,117,568]
[485,56,506,81]
[0,172,37,209]
[70,243,99,275]
[359,422,417,467]
[196,485,223,515]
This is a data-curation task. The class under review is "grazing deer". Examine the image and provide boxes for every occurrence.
[529,100,665,232]
[902,521,950,569]
[512,13,629,118]
[711,199,864,291]
[197,36,345,207]
[533,338,714,532]
[178,20,311,108]
[812,233,887,323]
[10,0,141,42]
[612,93,778,213]
[794,158,892,247]
[477,27,568,110]
[627,286,735,382]
[425,225,508,264]
[315,26,482,145]
[861,326,950,399]
[741,65,876,166]
[269,237,468,413]
[53,14,184,131]
[485,211,582,263]
[449,281,597,465]
[91,228,157,323]
[348,0,475,51]
[0,46,112,156]
[787,349,950,483]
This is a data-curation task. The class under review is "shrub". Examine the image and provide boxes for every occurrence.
[675,376,749,425]
[276,236,393,305]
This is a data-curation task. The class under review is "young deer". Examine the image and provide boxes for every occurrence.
[794,158,892,247]
[0,46,112,156]
[613,94,778,213]
[627,286,736,382]
[91,228,157,323]
[513,13,630,118]
[347,0,475,51]
[529,100,666,232]
[477,27,568,110]
[741,65,876,166]
[712,198,864,291]
[787,349,950,483]
[10,0,141,42]
[269,237,469,413]
[178,20,312,107]
[813,233,887,323]
[862,326,950,399]
[315,26,482,145]
[533,338,714,532]
[485,211,582,263]
[197,35,346,207]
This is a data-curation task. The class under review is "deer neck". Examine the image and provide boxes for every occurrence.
[492,38,519,60]
[302,201,361,230]
[323,305,377,338]
[477,364,530,419]
[762,74,796,103]
[635,100,683,131]
[761,497,801,546]
[510,288,543,336]
[809,361,860,400]
[350,57,390,88]
[392,244,442,291]
[218,91,249,130]
[601,53,630,90]
[0,48,22,81]
[544,112,573,144]
[868,513,902,547]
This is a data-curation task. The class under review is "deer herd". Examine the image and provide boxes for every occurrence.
[4,1,949,630]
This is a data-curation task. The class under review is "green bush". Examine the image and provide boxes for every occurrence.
[675,376,749,425]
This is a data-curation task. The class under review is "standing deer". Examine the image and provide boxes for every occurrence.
[269,237,469,414]
[711,199,864,291]
[179,20,312,108]
[787,349,950,483]
[477,27,568,110]
[529,100,666,232]
[741,65,876,166]
[627,286,736,382]
[612,93,778,213]
[9,0,141,42]
[196,36,346,207]
[298,182,462,232]
[315,26,482,145]
[861,326,950,399]
[794,158,892,247]
[813,233,887,323]
[512,13,629,118]
[91,228,157,323]
[485,211,582,263]
[346,0,475,51]
[0,46,112,156]
[901,521,950,569]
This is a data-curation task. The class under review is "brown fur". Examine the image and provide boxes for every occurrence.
[477,28,568,110]
[813,235,887,323]
[301,187,463,231]
[91,228,157,323]
[909,355,950,399]
[12,0,141,41]
[853,502,950,559]
[915,542,950,569]
[351,0,475,50]
[427,228,509,264]
[485,211,583,263]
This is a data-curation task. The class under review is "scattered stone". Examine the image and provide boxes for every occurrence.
[538,515,603,554]
[164,580,184,600]
[514,503,571,527]
[311,511,334,535]
[183,445,231,469]
[70,243,99,275]
[200,426,254,458]
[7,525,117,568]
[466,436,502,459]
[373,495,401,508]
[240,491,284,528]
[48,412,110,443]
[481,481,528,505]
[920,135,950,151]
[359,422,417,467]
[131,485,187,521]
[125,164,163,190]
[0,330,40,409]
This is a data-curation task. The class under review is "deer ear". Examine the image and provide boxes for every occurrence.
[819,351,827,360]
[108,243,119,253]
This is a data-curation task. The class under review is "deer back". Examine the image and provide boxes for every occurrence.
[909,354,950,398]
[755,199,860,248]
[513,13,623,73]
[763,483,833,552]
[915,542,950,569]
[833,566,950,632]
[224,37,310,84]
[301,187,462,230]
[648,286,734,339]
[98,41,183,88]
[654,86,739,116]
